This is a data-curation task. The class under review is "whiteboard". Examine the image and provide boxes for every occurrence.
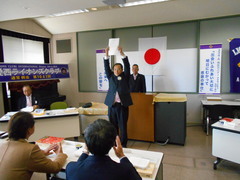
[153,48,198,92]
[114,48,197,92]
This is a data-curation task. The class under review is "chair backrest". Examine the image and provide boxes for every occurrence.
[50,101,68,110]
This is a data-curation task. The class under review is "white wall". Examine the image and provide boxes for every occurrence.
[0,19,51,115]
[1,19,239,124]
[0,19,51,38]
[0,19,106,112]
[51,33,106,107]
[52,32,240,124]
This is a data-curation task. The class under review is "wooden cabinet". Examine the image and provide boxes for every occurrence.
[128,93,155,142]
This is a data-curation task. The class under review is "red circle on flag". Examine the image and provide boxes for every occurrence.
[144,48,161,65]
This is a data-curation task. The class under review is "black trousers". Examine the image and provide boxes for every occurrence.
[108,103,129,147]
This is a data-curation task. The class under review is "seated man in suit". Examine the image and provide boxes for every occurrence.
[129,64,146,92]
[18,85,40,110]
[66,119,142,180]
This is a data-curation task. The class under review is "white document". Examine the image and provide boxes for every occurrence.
[20,106,34,112]
[108,38,120,55]
[128,156,150,169]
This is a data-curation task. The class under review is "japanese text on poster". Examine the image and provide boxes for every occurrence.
[0,63,70,82]
[199,44,222,94]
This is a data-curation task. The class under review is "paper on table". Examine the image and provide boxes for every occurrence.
[128,156,150,169]
[74,148,83,157]
[20,106,34,112]
[108,38,120,55]
[6,112,18,116]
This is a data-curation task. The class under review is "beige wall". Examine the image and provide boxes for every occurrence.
[1,19,238,124]
[51,33,106,107]
[0,19,105,111]
[0,19,52,115]
[0,19,51,38]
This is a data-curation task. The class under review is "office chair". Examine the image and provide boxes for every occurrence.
[50,101,68,110]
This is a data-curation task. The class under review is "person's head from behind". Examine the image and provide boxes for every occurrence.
[113,63,123,76]
[132,64,139,75]
[22,84,32,97]
[84,119,117,156]
[8,112,35,140]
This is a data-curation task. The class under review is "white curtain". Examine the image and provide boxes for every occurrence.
[2,35,44,64]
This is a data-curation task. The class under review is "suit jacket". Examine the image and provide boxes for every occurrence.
[0,139,67,180]
[129,73,146,92]
[66,153,142,180]
[17,94,39,110]
[104,57,133,107]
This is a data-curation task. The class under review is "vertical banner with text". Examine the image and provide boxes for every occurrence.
[199,44,222,94]
[96,49,109,91]
[230,38,240,93]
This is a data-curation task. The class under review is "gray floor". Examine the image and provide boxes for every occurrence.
[71,126,240,180]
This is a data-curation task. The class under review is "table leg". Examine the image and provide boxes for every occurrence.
[206,116,209,136]
[202,105,210,135]
[213,157,222,170]
[46,173,51,180]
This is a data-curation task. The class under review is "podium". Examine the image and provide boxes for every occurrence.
[128,93,155,142]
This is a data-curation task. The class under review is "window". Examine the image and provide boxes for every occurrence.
[0,28,50,112]
[2,35,44,64]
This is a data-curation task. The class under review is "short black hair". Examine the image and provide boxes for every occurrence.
[132,64,139,68]
[84,119,117,156]
[8,112,35,140]
[112,63,123,70]
[22,84,31,89]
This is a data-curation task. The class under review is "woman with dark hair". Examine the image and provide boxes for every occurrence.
[0,112,67,180]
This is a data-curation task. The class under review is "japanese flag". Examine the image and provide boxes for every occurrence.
[138,37,167,75]
[115,37,167,76]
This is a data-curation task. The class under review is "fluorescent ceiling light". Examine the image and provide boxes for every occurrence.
[120,0,169,7]
[91,8,98,11]
[49,0,170,17]
[49,9,89,17]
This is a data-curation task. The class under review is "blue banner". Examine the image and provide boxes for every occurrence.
[230,39,240,93]
[0,63,70,82]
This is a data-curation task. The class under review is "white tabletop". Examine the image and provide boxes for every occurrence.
[0,110,79,122]
[38,140,163,180]
[212,120,240,133]
[201,100,240,106]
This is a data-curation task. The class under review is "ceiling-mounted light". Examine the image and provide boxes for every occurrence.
[49,9,89,17]
[102,0,126,6]
[119,0,170,7]
[91,7,98,11]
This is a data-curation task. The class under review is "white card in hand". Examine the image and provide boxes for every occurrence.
[108,38,120,55]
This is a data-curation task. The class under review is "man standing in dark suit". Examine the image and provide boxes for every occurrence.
[17,85,39,110]
[66,119,142,180]
[129,64,146,93]
[104,46,133,147]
